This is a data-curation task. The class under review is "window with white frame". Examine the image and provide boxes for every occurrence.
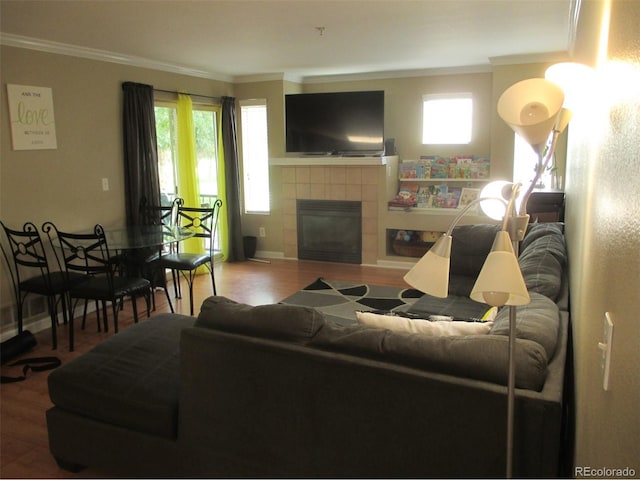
[513,133,557,190]
[422,93,473,144]
[240,99,270,214]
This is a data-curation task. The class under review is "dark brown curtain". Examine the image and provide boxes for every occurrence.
[221,96,245,261]
[122,82,161,225]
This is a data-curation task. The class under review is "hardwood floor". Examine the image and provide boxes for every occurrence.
[0,259,409,478]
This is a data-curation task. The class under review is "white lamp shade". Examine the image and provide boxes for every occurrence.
[545,62,595,113]
[404,234,452,298]
[470,231,530,307]
[497,78,565,147]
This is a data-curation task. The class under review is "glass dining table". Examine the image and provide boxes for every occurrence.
[104,225,195,251]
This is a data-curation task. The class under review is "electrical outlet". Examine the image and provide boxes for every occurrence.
[259,227,266,237]
[102,177,110,191]
[598,312,614,391]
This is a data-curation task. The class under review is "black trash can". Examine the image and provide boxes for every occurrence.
[243,236,257,259]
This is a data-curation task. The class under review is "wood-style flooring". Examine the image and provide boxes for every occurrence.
[0,258,408,478]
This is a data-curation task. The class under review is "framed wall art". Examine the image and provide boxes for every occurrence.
[6,84,58,150]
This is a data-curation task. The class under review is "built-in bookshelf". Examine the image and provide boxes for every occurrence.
[379,157,497,263]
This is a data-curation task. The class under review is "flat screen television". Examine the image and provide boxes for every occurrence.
[285,90,384,156]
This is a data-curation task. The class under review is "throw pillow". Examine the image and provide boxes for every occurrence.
[407,293,496,322]
[355,311,493,336]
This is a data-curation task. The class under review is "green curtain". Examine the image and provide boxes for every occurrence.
[176,94,201,255]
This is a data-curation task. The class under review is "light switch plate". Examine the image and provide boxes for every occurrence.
[598,312,614,391]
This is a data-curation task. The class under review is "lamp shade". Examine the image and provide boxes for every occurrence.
[497,78,565,147]
[545,62,595,114]
[470,231,530,307]
[403,234,452,298]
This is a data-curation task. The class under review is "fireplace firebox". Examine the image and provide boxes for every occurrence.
[296,200,362,264]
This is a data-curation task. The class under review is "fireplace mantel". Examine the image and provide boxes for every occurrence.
[270,155,397,166]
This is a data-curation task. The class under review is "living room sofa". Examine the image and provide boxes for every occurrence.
[46,222,571,478]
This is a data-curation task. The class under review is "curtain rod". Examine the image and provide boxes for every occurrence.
[154,88,222,102]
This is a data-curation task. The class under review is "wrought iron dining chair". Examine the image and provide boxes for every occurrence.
[138,197,183,312]
[42,222,151,350]
[0,221,85,350]
[158,199,223,315]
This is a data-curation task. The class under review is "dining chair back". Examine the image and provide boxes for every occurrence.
[139,196,182,228]
[42,222,151,350]
[138,197,183,312]
[158,199,223,315]
[0,221,82,350]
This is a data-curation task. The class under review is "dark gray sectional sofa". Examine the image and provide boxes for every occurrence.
[46,222,571,478]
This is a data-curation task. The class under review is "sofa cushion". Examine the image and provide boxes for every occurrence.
[356,311,493,335]
[521,222,564,251]
[449,224,501,278]
[197,296,324,344]
[490,292,560,359]
[47,313,195,439]
[311,322,548,390]
[518,223,567,302]
[407,292,495,321]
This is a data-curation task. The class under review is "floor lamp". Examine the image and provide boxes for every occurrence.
[405,77,573,477]
[403,185,530,478]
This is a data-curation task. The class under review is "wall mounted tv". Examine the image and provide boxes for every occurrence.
[285,90,384,156]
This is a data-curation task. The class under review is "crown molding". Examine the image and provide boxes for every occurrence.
[301,64,494,84]
[0,33,234,83]
[232,72,305,84]
[489,51,571,66]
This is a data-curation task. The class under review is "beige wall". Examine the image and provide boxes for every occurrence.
[565,0,640,473]
[234,79,286,254]
[235,70,536,258]
[0,45,233,328]
[300,74,494,164]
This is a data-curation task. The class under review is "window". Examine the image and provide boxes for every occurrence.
[513,133,555,190]
[240,99,270,214]
[154,102,219,207]
[154,103,178,204]
[422,93,473,144]
[513,133,539,189]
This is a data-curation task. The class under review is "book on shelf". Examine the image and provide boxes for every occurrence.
[399,161,417,179]
[425,156,450,179]
[459,187,481,210]
[399,159,431,179]
[389,181,419,209]
[420,184,462,209]
[413,154,491,179]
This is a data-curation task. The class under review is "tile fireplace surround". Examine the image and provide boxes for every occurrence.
[280,165,381,264]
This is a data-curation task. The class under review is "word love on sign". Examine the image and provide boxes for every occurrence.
[7,84,58,150]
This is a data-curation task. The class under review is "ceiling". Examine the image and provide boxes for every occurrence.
[0,0,578,82]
